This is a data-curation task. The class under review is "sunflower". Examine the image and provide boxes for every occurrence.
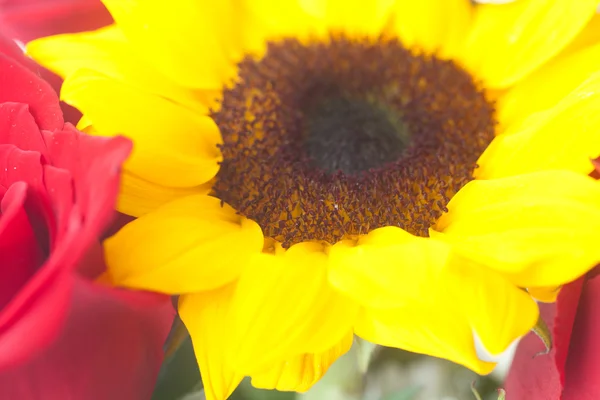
[28,0,600,398]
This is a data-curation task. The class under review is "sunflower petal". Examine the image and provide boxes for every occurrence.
[250,332,353,392]
[478,72,600,179]
[227,243,358,374]
[179,287,243,400]
[555,13,600,58]
[355,253,538,373]
[329,227,537,362]
[61,68,222,188]
[433,170,600,287]
[105,195,264,293]
[355,306,496,375]
[391,0,472,58]
[327,227,451,309]
[461,0,598,89]
[27,26,208,113]
[101,0,242,89]
[117,171,211,217]
[242,0,322,47]
[497,43,600,127]
[299,0,395,36]
[528,286,562,303]
[441,254,539,356]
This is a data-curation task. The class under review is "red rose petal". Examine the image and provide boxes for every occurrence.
[41,164,74,247]
[0,276,173,400]
[0,144,43,190]
[0,182,45,308]
[505,280,585,399]
[0,270,72,370]
[504,302,562,399]
[0,53,63,131]
[562,275,600,399]
[553,279,585,387]
[0,33,37,70]
[0,181,71,370]
[0,0,113,43]
[41,126,132,240]
[0,102,48,157]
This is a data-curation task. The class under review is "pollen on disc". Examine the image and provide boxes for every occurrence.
[212,36,496,247]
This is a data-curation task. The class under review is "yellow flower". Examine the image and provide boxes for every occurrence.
[28,0,600,398]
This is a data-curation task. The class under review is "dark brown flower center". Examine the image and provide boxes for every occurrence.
[303,94,411,175]
[212,36,496,247]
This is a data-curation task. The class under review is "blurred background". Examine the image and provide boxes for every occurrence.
[152,334,508,400]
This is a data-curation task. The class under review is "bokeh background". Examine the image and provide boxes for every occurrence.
[152,333,508,400]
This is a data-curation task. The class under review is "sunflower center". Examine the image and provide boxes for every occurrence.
[303,95,410,175]
[212,36,496,248]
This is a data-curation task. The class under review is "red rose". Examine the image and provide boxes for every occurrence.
[505,272,600,399]
[0,0,112,43]
[0,37,174,399]
[0,0,112,124]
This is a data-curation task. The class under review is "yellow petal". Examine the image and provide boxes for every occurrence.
[328,227,451,309]
[355,306,496,375]
[461,0,598,89]
[440,254,539,356]
[62,68,222,188]
[477,72,600,179]
[250,332,353,393]
[329,227,537,360]
[179,286,244,400]
[242,0,321,48]
[528,286,562,303]
[433,170,600,287]
[391,0,472,58]
[227,243,358,374]
[104,195,264,293]
[27,26,208,113]
[299,0,395,36]
[497,42,600,127]
[101,0,242,89]
[79,123,211,216]
[117,171,211,217]
[555,13,600,58]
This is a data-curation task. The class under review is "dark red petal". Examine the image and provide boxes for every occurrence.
[0,32,80,124]
[0,0,113,43]
[75,238,106,279]
[504,304,562,399]
[562,275,600,399]
[0,140,58,250]
[101,212,134,241]
[41,164,73,246]
[504,280,584,399]
[41,126,132,241]
[0,182,45,309]
[0,53,63,130]
[0,273,72,371]
[0,129,132,370]
[0,275,174,400]
[0,177,71,369]
[0,144,44,190]
[553,279,585,387]
[0,32,38,71]
[0,102,48,157]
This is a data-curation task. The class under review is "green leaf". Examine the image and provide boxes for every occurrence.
[152,335,201,400]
